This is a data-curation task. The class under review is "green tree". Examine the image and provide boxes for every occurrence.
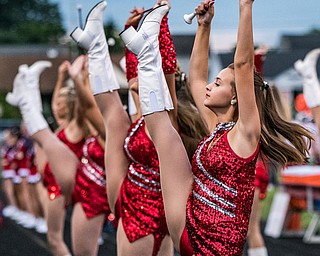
[0,92,21,119]
[307,28,320,35]
[104,21,124,54]
[0,0,65,44]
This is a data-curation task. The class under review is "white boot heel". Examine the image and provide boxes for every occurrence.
[120,4,169,55]
[70,1,107,51]
[70,27,89,50]
[119,26,137,47]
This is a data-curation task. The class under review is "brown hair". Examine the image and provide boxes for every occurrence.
[58,81,76,122]
[228,63,313,167]
[176,71,209,161]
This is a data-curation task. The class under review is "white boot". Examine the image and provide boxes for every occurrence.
[248,246,268,256]
[6,61,51,112]
[6,67,48,136]
[294,48,320,108]
[5,64,28,107]
[120,4,173,115]
[25,61,52,112]
[70,1,119,94]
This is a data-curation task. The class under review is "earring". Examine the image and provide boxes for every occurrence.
[231,99,237,105]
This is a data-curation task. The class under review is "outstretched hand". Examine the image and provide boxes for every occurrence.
[68,55,86,82]
[154,0,171,10]
[195,0,215,26]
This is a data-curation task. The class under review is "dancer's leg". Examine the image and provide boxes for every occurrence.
[70,1,130,212]
[120,5,193,248]
[116,218,154,256]
[247,189,268,256]
[46,196,70,256]
[71,203,105,256]
[6,62,78,199]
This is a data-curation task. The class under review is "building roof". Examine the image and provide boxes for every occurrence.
[280,34,320,52]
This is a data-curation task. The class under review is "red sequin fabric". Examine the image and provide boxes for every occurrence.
[124,24,138,82]
[124,14,176,81]
[118,117,168,254]
[43,129,85,200]
[159,14,177,74]
[73,136,110,219]
[186,122,260,256]
[254,159,269,200]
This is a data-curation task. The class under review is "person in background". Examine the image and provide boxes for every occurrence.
[6,57,110,256]
[70,1,176,254]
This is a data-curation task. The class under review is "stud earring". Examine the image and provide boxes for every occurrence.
[231,99,237,105]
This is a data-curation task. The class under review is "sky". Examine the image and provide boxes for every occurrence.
[50,0,320,51]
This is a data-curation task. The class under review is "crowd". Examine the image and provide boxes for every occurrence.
[1,0,319,256]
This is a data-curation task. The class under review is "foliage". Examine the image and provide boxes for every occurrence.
[0,0,65,44]
[307,28,320,35]
[0,91,21,119]
[104,21,124,54]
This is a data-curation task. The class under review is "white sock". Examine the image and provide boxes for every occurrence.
[248,246,268,256]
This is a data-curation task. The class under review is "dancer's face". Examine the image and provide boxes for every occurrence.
[204,68,235,110]
[55,95,69,119]
[3,130,18,146]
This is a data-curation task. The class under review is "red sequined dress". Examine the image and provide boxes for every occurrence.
[72,136,110,219]
[43,129,85,200]
[0,144,16,179]
[182,122,260,256]
[116,117,168,255]
[15,136,30,177]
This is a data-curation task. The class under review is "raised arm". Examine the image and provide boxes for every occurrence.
[68,55,106,140]
[51,61,71,125]
[230,0,260,155]
[188,0,216,130]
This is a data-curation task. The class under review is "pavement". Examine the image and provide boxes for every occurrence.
[1,195,320,255]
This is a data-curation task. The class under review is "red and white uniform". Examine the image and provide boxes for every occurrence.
[72,136,110,219]
[26,143,41,184]
[1,144,16,179]
[15,136,30,178]
[115,117,168,256]
[181,122,260,256]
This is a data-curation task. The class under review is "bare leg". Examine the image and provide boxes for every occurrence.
[95,93,130,213]
[46,196,70,256]
[117,218,154,256]
[120,5,193,249]
[19,177,34,214]
[144,112,193,249]
[32,129,78,200]
[2,179,17,206]
[36,181,49,220]
[247,189,268,256]
[158,235,174,256]
[71,203,105,256]
[29,183,43,218]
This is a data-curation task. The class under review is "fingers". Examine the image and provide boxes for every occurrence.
[195,0,214,15]
[68,55,86,80]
